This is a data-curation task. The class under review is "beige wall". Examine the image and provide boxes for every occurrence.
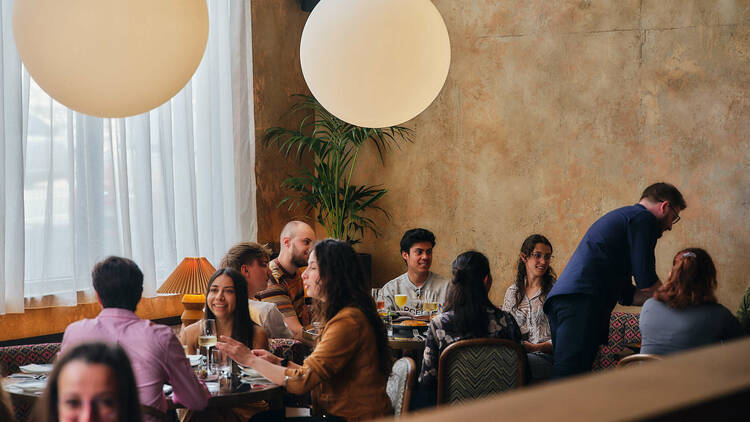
[252,0,313,245]
[351,1,750,311]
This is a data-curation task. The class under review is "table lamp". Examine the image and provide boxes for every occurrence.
[157,257,216,327]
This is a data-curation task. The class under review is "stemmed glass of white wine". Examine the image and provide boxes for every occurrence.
[199,319,217,373]
[423,301,438,318]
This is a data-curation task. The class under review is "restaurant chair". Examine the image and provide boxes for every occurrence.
[437,338,526,406]
[387,357,416,415]
[616,353,663,368]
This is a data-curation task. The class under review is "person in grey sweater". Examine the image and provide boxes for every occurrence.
[640,248,741,355]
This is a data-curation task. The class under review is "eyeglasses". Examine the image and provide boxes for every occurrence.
[529,252,553,261]
[667,204,681,224]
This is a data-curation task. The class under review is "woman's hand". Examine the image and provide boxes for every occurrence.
[522,341,539,352]
[523,340,553,354]
[252,349,282,365]
[216,335,255,367]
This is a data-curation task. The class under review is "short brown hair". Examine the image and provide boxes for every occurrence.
[220,242,271,271]
[653,248,717,309]
[640,182,686,210]
[92,256,143,311]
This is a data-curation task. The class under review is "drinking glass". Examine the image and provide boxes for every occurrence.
[211,349,232,393]
[199,319,217,372]
[394,294,407,310]
[371,288,386,312]
[423,301,438,318]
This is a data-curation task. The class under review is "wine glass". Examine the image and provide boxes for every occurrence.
[199,319,217,373]
[423,301,438,318]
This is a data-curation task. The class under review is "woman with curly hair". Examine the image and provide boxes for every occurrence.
[218,239,392,421]
[502,234,556,381]
[640,248,741,355]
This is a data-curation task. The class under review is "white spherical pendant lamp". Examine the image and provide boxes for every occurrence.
[300,0,451,128]
[13,0,209,118]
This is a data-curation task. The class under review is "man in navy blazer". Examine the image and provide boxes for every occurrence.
[544,182,686,378]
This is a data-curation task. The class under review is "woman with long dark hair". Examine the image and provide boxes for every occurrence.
[640,248,741,355]
[182,268,267,353]
[181,268,267,421]
[416,251,522,405]
[502,234,556,381]
[34,342,142,422]
[218,239,393,421]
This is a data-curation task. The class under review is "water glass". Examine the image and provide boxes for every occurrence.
[383,312,393,337]
[211,349,232,393]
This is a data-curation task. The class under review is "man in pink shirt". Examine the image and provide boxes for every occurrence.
[61,256,209,418]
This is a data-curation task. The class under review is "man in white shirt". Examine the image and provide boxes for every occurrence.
[380,228,449,315]
[220,242,293,338]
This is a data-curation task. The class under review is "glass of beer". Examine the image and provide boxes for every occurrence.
[395,294,407,310]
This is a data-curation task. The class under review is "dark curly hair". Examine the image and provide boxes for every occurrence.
[313,239,392,376]
[512,234,556,310]
[654,248,717,309]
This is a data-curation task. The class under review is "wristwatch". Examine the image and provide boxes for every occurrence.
[280,357,289,367]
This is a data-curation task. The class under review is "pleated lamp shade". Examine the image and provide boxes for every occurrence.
[158,257,216,295]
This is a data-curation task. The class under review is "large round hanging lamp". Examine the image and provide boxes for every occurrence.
[300,0,451,128]
[13,0,209,118]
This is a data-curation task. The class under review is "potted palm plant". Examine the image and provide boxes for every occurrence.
[264,94,412,247]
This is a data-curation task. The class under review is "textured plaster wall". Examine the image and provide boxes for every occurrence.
[252,0,313,246]
[352,0,750,311]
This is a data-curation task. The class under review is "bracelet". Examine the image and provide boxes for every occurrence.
[284,375,290,387]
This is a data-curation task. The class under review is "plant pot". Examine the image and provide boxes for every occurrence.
[356,252,372,287]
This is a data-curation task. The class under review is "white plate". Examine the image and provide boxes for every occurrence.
[12,380,47,393]
[19,364,54,375]
[205,382,219,394]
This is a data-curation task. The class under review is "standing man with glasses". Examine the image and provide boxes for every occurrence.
[544,182,686,378]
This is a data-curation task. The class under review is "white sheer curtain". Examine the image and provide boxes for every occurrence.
[0,0,256,314]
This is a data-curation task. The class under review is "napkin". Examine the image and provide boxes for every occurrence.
[19,364,54,375]
[12,380,47,393]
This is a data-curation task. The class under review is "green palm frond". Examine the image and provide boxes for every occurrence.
[263,94,413,244]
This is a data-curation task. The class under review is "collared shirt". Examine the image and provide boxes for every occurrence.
[256,259,310,326]
[502,283,551,344]
[379,271,449,315]
[249,299,293,338]
[61,308,209,419]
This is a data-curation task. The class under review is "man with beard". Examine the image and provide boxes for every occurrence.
[380,228,449,315]
[256,221,315,339]
[543,182,686,378]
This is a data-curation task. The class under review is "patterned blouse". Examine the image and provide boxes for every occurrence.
[417,307,522,389]
[502,283,551,345]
